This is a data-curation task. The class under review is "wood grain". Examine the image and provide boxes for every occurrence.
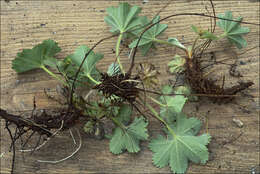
[1,1,259,174]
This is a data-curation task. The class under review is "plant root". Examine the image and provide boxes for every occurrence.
[185,54,254,103]
[94,73,140,103]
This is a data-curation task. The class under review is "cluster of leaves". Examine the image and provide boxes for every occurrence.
[168,11,249,75]
[11,2,250,174]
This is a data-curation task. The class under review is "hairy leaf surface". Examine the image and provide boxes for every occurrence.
[104,2,142,34]
[149,114,211,173]
[67,45,103,83]
[129,16,168,55]
[12,39,61,73]
[217,11,250,49]
[110,105,148,154]
[168,54,186,74]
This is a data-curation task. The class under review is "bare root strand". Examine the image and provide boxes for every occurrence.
[69,129,77,145]
[37,128,82,164]
[9,127,18,152]
[185,52,254,102]
[21,131,36,150]
[30,134,42,155]
[20,120,64,152]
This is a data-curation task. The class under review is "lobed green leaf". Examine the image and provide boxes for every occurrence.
[110,117,148,154]
[149,114,211,173]
[217,11,250,49]
[12,39,61,73]
[168,54,186,74]
[67,45,103,85]
[167,38,186,50]
[129,16,168,55]
[104,2,142,34]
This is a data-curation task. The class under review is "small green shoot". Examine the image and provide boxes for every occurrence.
[168,54,186,74]
[191,25,218,40]
[167,37,187,51]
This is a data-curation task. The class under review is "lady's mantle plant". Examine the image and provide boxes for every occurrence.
[11,2,251,173]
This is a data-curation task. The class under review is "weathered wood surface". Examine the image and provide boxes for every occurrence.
[0,1,259,174]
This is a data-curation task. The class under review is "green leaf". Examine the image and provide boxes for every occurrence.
[110,117,148,154]
[159,85,175,123]
[104,2,142,34]
[159,85,187,124]
[160,92,187,114]
[191,25,218,40]
[56,58,71,74]
[174,85,198,102]
[174,85,191,95]
[12,39,61,73]
[116,104,132,124]
[168,54,186,74]
[107,63,121,76]
[56,57,91,88]
[67,45,103,83]
[217,11,250,49]
[191,25,199,33]
[201,31,218,40]
[84,121,95,134]
[159,107,177,124]
[149,114,211,173]
[161,85,173,95]
[129,16,168,55]
[43,56,59,69]
[160,95,187,123]
[167,38,186,50]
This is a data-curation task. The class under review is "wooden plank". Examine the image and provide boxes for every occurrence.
[1,1,259,174]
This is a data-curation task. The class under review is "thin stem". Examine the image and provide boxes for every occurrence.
[154,39,187,53]
[37,129,82,164]
[87,74,101,85]
[148,96,167,107]
[146,103,176,138]
[110,116,126,130]
[218,33,227,40]
[41,65,67,86]
[191,36,200,57]
[116,33,125,74]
